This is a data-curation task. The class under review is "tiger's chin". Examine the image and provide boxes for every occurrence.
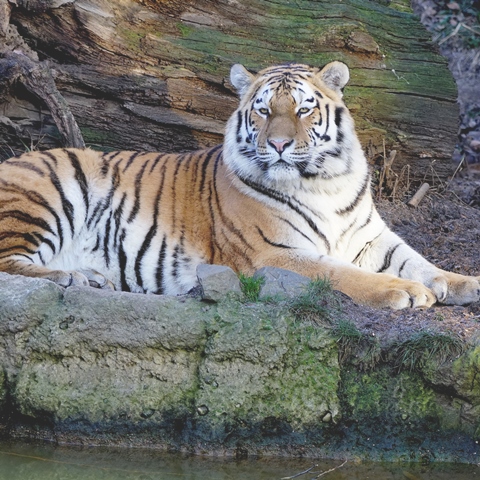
[258,159,320,185]
[265,162,302,183]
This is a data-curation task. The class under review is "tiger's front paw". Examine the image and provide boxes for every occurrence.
[429,271,480,305]
[358,275,436,309]
[378,278,436,309]
[48,269,115,290]
[47,270,90,288]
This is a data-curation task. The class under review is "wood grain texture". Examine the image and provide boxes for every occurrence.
[0,0,458,180]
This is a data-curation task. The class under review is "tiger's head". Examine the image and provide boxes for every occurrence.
[225,61,359,189]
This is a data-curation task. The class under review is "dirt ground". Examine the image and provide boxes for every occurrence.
[344,1,480,346]
[345,192,480,346]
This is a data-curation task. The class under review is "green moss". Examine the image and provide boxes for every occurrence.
[385,0,413,13]
[81,127,114,144]
[81,127,121,152]
[197,299,340,428]
[176,22,194,37]
[341,367,439,422]
[118,26,144,51]
[14,348,203,423]
[162,0,456,163]
[343,370,385,417]
[452,345,480,402]
[258,325,340,426]
[271,317,340,424]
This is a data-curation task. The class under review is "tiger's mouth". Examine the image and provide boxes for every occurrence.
[272,158,289,166]
[256,157,293,173]
[260,155,320,180]
[261,156,295,171]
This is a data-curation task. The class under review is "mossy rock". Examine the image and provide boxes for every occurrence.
[1,273,480,461]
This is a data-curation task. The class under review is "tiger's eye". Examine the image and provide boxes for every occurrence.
[298,107,310,115]
[258,107,269,116]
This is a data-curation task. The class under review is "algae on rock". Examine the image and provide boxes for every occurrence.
[0,273,340,451]
[196,299,340,443]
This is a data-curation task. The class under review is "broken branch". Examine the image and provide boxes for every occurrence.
[407,182,430,207]
[0,51,85,149]
[312,459,348,478]
[281,465,318,479]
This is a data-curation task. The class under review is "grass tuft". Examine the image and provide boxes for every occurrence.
[288,277,342,325]
[391,330,464,372]
[332,318,362,341]
[332,318,362,364]
[332,319,382,369]
[287,278,382,368]
[238,273,265,302]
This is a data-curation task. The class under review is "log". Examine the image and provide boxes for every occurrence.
[0,0,458,180]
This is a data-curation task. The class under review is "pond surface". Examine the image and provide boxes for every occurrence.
[0,440,479,479]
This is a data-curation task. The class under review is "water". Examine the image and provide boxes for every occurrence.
[0,441,478,479]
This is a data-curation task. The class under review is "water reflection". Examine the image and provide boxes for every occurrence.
[0,440,478,479]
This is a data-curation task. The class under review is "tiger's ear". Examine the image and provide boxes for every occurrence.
[318,61,350,96]
[230,64,255,97]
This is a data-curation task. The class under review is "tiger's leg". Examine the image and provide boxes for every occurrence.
[0,258,89,287]
[0,259,114,290]
[258,251,436,309]
[354,229,480,306]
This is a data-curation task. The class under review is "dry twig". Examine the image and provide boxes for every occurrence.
[377,142,397,200]
[448,155,466,185]
[439,22,462,45]
[311,459,348,478]
[407,182,430,207]
[281,460,348,480]
[438,22,480,45]
[281,465,318,479]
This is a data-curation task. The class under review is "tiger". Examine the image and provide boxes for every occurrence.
[0,61,479,309]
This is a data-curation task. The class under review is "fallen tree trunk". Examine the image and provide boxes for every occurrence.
[0,0,459,181]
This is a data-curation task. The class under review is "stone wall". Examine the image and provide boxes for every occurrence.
[0,271,479,462]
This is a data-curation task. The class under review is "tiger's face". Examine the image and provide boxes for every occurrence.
[225,62,354,187]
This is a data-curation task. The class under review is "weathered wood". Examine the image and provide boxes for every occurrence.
[0,52,85,148]
[0,0,458,180]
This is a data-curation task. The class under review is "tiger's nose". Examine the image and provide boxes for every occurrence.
[268,138,293,154]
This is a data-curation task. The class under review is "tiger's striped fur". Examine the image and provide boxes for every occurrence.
[0,61,478,309]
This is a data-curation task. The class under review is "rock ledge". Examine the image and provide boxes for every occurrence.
[0,270,479,463]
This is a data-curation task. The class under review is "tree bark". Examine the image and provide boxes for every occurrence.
[0,0,459,181]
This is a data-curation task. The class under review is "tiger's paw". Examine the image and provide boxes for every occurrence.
[79,269,116,290]
[47,269,115,290]
[363,276,436,310]
[46,270,90,288]
[428,271,480,306]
